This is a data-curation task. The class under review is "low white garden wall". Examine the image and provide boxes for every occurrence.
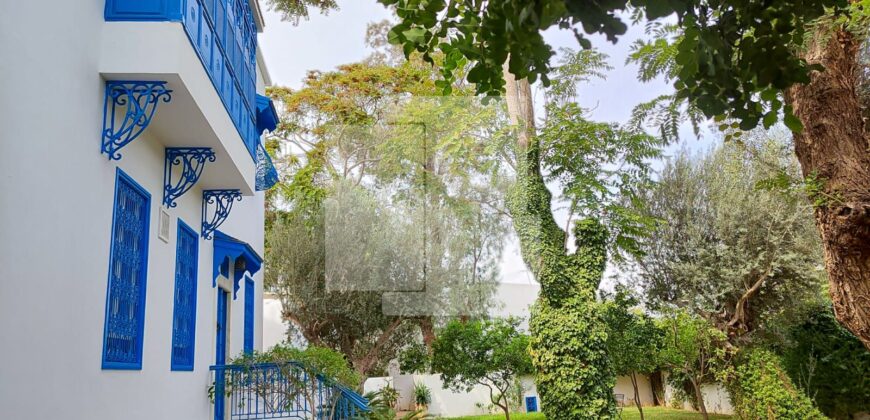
[364,373,658,417]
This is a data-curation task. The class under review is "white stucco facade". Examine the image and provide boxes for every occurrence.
[0,1,272,419]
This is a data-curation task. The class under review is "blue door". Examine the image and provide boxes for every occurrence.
[215,289,229,420]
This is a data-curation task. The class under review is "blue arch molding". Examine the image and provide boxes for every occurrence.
[202,189,242,240]
[164,147,216,207]
[102,81,172,160]
[212,230,262,299]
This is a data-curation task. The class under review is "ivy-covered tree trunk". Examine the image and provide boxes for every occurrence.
[503,65,617,418]
[785,28,870,350]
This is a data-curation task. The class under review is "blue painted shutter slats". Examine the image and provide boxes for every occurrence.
[103,170,150,369]
[171,221,199,370]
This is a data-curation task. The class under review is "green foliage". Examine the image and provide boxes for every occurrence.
[264,0,337,25]
[539,103,661,260]
[601,287,665,377]
[529,292,617,419]
[399,341,431,374]
[265,58,513,377]
[431,318,532,418]
[630,131,826,344]
[364,388,431,420]
[727,349,826,420]
[781,305,870,418]
[414,382,432,406]
[233,344,361,387]
[378,0,845,132]
[658,310,729,384]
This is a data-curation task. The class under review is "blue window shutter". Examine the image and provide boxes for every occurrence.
[243,276,254,354]
[102,169,151,370]
[171,220,199,371]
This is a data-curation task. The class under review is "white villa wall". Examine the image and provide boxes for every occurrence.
[0,1,268,419]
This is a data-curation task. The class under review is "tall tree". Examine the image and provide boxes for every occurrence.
[265,58,511,377]
[630,132,826,346]
[502,49,660,418]
[376,0,870,350]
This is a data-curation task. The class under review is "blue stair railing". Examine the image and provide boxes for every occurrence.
[210,362,369,419]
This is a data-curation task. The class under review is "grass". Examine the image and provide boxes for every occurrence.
[445,407,734,420]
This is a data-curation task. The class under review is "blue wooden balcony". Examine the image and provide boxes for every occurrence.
[105,0,261,162]
[210,363,369,419]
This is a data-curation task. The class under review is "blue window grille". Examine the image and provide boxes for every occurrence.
[102,169,151,370]
[243,276,254,354]
[171,220,199,371]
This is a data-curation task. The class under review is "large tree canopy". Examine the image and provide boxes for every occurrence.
[630,130,826,345]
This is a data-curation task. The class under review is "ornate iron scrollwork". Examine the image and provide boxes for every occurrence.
[101,81,172,160]
[163,147,216,207]
[202,189,243,240]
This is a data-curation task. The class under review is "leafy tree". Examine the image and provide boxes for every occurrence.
[264,55,512,376]
[601,288,665,420]
[266,210,417,379]
[780,304,870,418]
[263,0,337,25]
[399,341,431,374]
[431,318,533,420]
[370,0,870,350]
[630,131,826,345]
[500,49,659,418]
[657,309,730,420]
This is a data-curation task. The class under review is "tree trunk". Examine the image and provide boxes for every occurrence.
[503,61,616,418]
[784,28,870,350]
[631,372,645,420]
[690,377,709,420]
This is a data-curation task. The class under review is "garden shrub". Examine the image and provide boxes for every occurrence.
[781,305,870,419]
[727,349,826,420]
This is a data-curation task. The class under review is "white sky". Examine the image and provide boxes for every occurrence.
[258,0,714,287]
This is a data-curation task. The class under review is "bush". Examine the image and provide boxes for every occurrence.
[781,305,870,419]
[414,382,432,406]
[529,291,617,419]
[727,349,825,420]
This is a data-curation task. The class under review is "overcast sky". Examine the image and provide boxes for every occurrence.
[258,0,714,287]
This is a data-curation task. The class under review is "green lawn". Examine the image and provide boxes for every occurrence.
[445,407,734,420]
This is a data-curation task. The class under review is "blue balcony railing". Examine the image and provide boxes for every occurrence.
[210,363,369,420]
[105,0,261,161]
[183,0,259,161]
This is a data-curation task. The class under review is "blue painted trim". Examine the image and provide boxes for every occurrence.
[163,147,216,207]
[181,0,259,162]
[243,276,254,354]
[255,94,279,134]
[211,230,262,299]
[170,219,199,371]
[101,81,172,161]
[105,0,182,22]
[102,168,151,370]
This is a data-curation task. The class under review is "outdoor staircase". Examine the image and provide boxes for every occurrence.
[211,362,369,419]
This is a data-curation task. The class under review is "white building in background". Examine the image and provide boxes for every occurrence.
[0,1,283,419]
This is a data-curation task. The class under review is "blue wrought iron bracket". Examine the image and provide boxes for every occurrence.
[163,147,216,207]
[101,81,172,160]
[202,189,243,240]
